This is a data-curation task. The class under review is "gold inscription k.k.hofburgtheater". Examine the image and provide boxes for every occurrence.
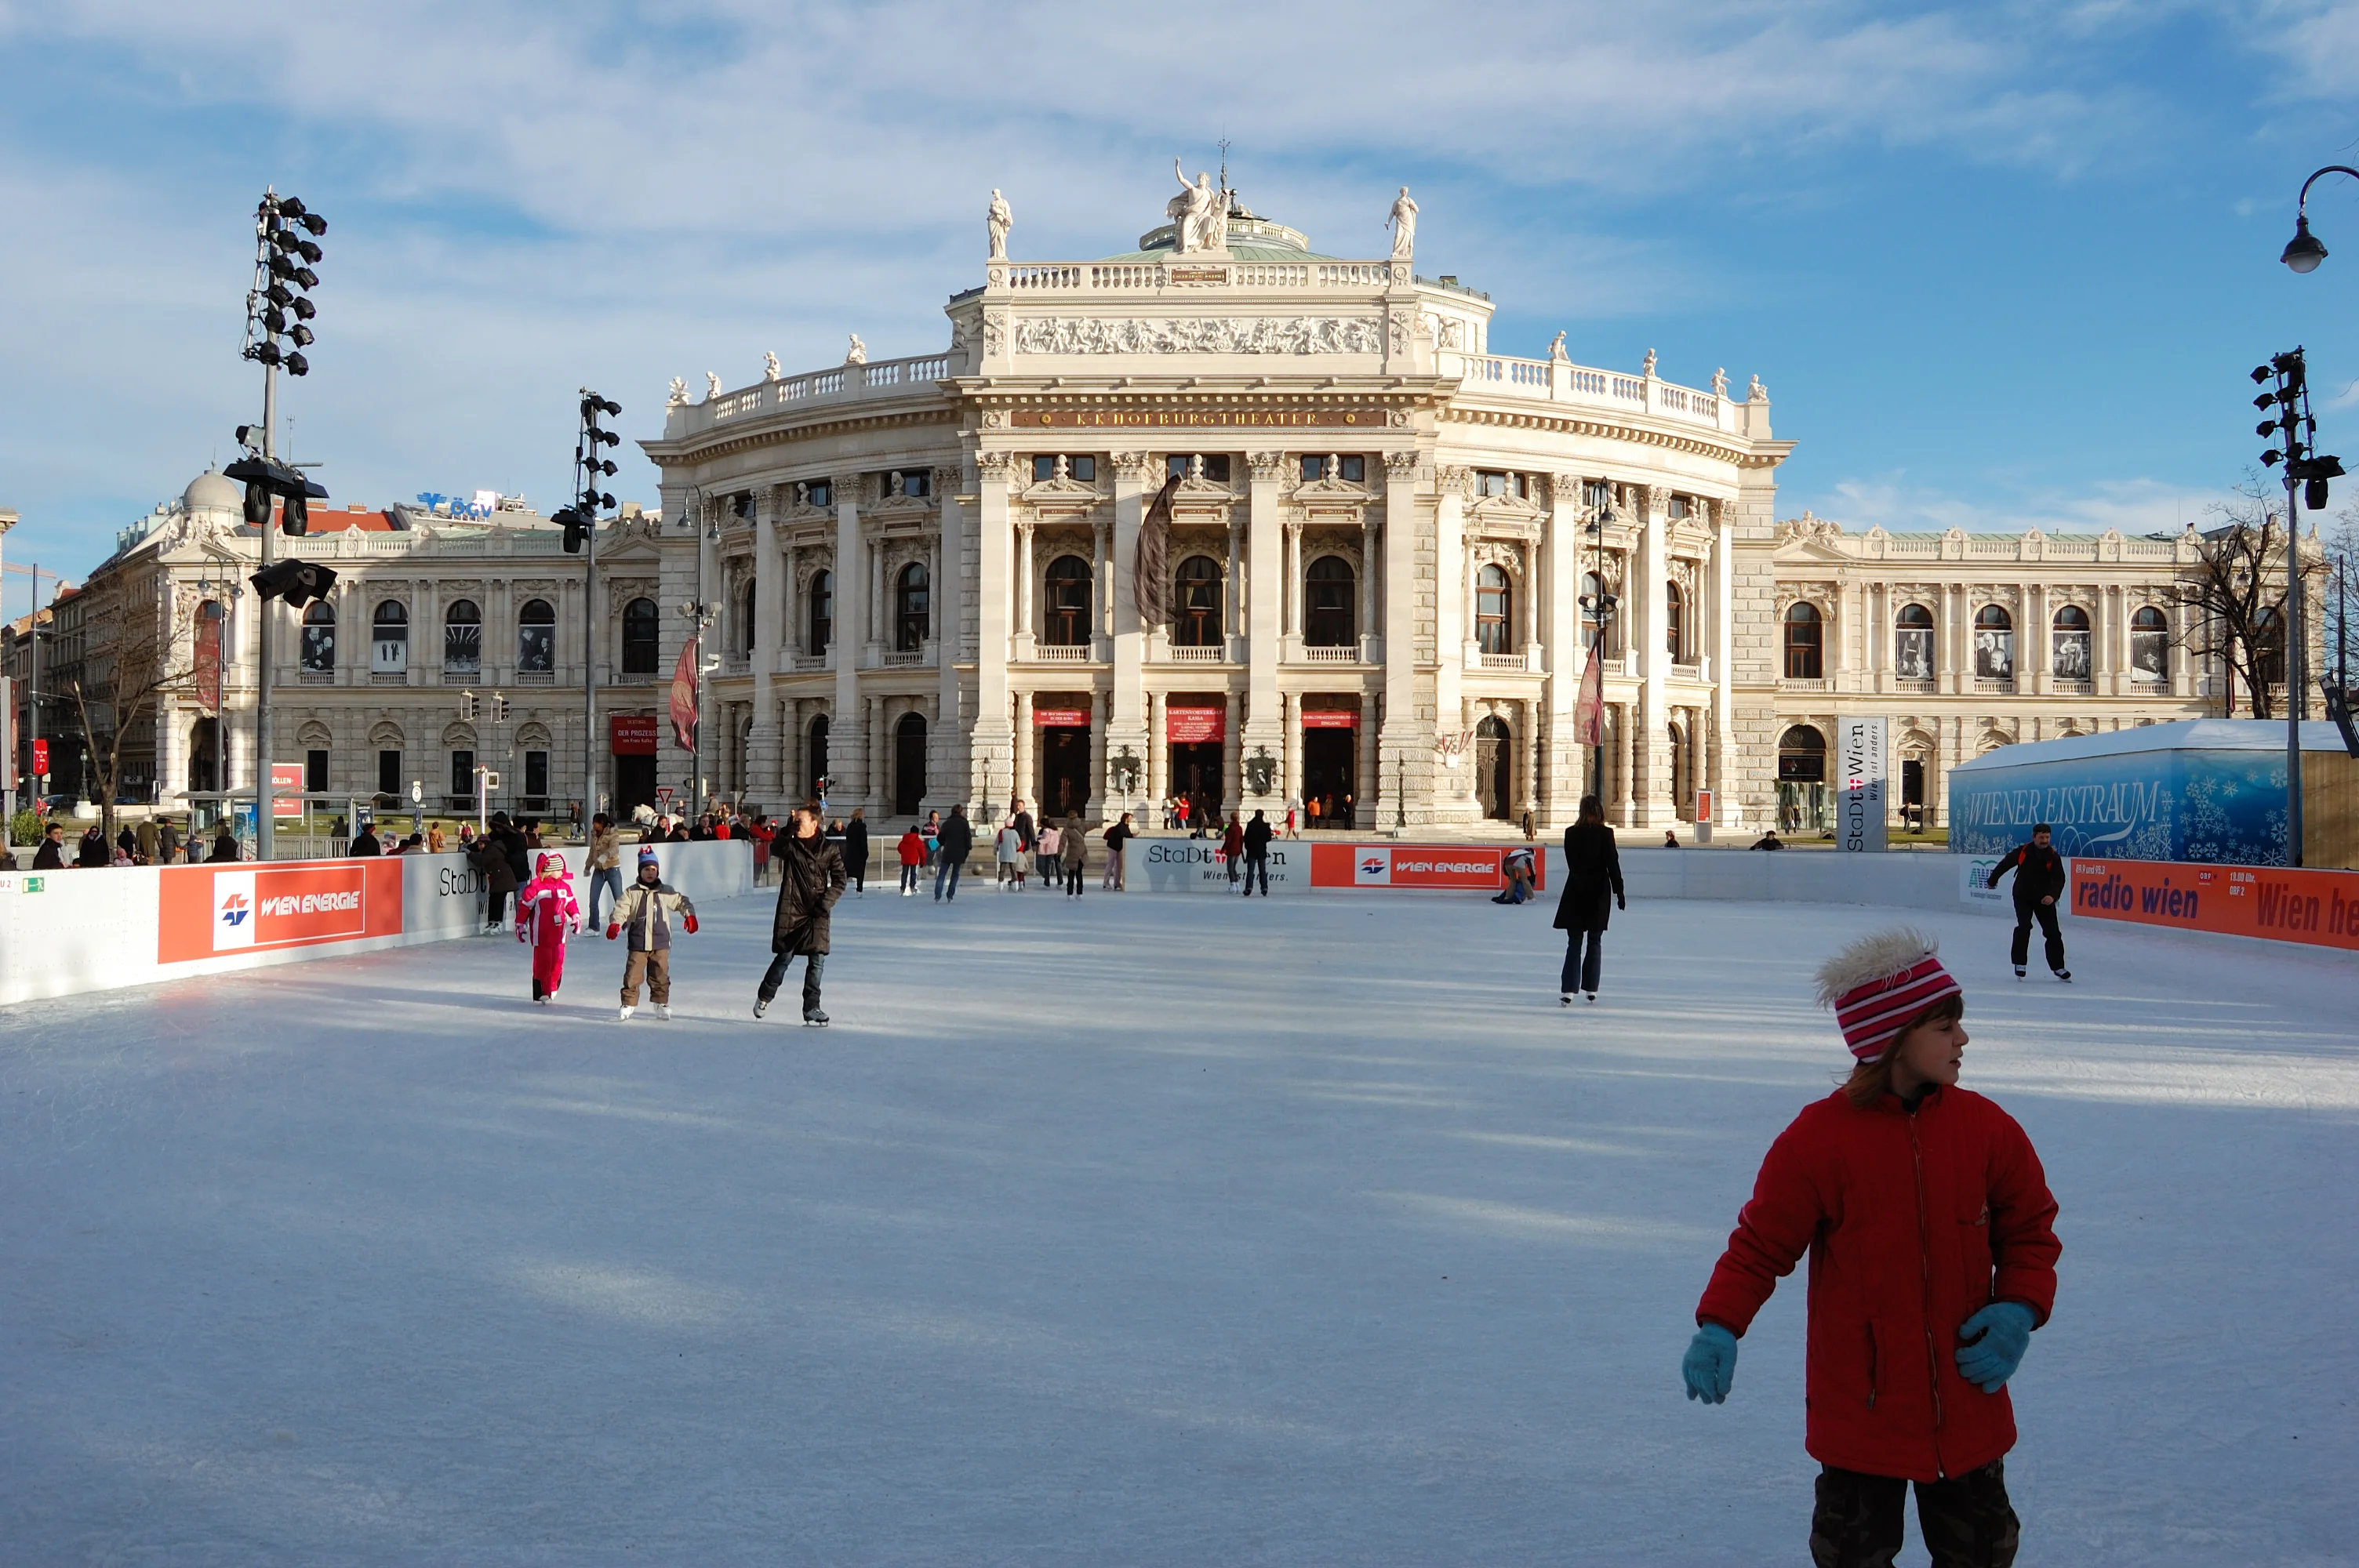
[1022,408,1383,429]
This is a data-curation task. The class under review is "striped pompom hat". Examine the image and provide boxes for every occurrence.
[1814,927,1962,1063]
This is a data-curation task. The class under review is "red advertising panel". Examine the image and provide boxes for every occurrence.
[1166,705,1225,743]
[32,738,49,777]
[611,714,659,755]
[1033,709,1091,728]
[194,608,222,714]
[2070,858,2359,952]
[1309,841,1543,891]
[272,761,304,818]
[1300,710,1358,729]
[158,859,405,965]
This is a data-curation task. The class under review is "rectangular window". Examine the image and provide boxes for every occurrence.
[1895,627,1934,681]
[450,750,474,798]
[1034,455,1056,482]
[1667,495,1692,520]
[376,750,401,797]
[1166,453,1231,484]
[1474,470,1528,499]
[305,749,329,793]
[1299,455,1323,483]
[1070,455,1095,482]
[2052,629,2091,680]
[525,750,549,800]
[893,470,931,499]
[806,479,832,509]
[1339,455,1364,484]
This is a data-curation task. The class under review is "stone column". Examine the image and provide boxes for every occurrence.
[1092,518,1110,656]
[1226,517,1245,655]
[1241,452,1286,811]
[1357,702,1379,830]
[832,476,868,812]
[932,465,963,813]
[1377,450,1429,827]
[1518,697,1539,822]
[1281,690,1300,812]
[972,452,1016,809]
[1108,454,1153,817]
[1360,514,1380,662]
[1014,688,1034,815]
[749,489,781,796]
[2028,582,2048,694]
[1088,687,1107,822]
[1431,464,1474,822]
[1631,486,1673,827]
[1543,474,1584,825]
[1147,688,1167,807]
[1015,521,1037,659]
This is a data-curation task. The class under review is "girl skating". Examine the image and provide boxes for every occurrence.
[515,851,582,1004]
[1682,928,2060,1566]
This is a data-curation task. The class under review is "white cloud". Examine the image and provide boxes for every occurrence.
[1809,474,2237,536]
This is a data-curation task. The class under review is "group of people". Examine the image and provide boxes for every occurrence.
[987,798,1095,895]
[16,815,246,870]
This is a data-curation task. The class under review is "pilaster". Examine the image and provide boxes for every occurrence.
[1430,463,1476,823]
[748,486,781,796]
[1630,485,1673,827]
[972,452,1017,807]
[1241,451,1287,806]
[832,475,869,811]
[1107,452,1154,815]
[1376,449,1431,828]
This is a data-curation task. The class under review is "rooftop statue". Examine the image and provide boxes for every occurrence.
[845,334,867,365]
[667,376,689,408]
[763,351,782,382]
[705,372,723,399]
[1168,159,1225,255]
[1549,331,1568,362]
[987,188,1012,260]
[1387,187,1417,262]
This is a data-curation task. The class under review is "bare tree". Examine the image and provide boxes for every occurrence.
[2163,482,2324,720]
[60,583,194,846]
[2327,505,2359,696]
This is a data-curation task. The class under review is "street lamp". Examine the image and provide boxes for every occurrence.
[1579,499,1622,803]
[2280,166,2357,273]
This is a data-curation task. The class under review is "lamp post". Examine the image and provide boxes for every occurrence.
[1579,501,1622,804]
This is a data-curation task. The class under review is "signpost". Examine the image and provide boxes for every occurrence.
[1695,787,1713,846]
[1837,717,1889,853]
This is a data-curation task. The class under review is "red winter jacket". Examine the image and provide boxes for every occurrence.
[897,830,926,867]
[1695,1086,2060,1483]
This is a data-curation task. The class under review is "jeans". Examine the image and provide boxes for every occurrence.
[2011,900,2066,971]
[1039,854,1060,887]
[1561,928,1603,995]
[758,947,826,1014]
[1065,863,1084,896]
[1243,854,1268,895]
[935,858,962,900]
[587,866,622,927]
[900,864,920,893]
[1810,1460,2019,1568]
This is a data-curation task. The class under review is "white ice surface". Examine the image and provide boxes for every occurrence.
[1,885,2353,1565]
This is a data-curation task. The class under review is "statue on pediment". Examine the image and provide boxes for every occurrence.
[987,188,1012,260]
[1387,187,1417,261]
[1169,160,1224,255]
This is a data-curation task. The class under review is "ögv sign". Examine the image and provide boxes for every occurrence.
[1024,408,1384,429]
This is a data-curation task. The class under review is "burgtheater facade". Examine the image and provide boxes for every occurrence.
[649,180,1792,831]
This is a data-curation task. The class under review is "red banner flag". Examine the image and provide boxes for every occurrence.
[1572,644,1605,747]
[668,635,701,753]
[194,606,222,715]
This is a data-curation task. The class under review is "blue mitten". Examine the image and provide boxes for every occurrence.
[1955,1301,2035,1392]
[1683,1323,1738,1403]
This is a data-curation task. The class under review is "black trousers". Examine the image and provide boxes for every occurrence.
[1811,1461,2019,1568]
[2010,900,2065,971]
[758,948,826,1012]
[1243,854,1268,895]
[1064,863,1084,895]
[1561,928,1603,995]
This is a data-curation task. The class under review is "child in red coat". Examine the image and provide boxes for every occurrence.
[1684,928,2060,1566]
[896,823,926,896]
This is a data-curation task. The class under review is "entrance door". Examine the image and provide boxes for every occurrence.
[1302,726,1355,829]
[1040,726,1089,820]
[615,754,657,816]
[894,713,928,816]
[1169,742,1223,824]
[1474,715,1511,821]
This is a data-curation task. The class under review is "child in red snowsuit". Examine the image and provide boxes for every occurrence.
[516,851,582,1004]
[1684,928,2060,1566]
[896,824,926,895]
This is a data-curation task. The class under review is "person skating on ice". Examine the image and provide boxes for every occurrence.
[756,801,845,1025]
[1986,823,2070,980]
[516,851,582,1004]
[1241,808,1272,895]
[896,822,925,895]
[1682,927,2061,1567]
[607,847,699,1021]
[1553,794,1624,1004]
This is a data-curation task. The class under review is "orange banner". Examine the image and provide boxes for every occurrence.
[158,859,405,965]
[2069,857,2359,952]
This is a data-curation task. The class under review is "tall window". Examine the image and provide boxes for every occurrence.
[1305,555,1356,647]
[1476,564,1513,655]
[300,601,336,673]
[376,749,402,797]
[806,714,831,796]
[808,570,834,654]
[1664,581,1685,661]
[1973,605,2015,681]
[1583,479,1614,512]
[621,597,659,675]
[1895,603,1935,680]
[1045,555,1092,646]
[2130,606,2169,680]
[450,749,475,798]
[896,562,929,652]
[1783,602,1823,680]
[2253,607,2286,688]
[524,750,550,802]
[305,749,329,793]
[2052,605,2092,680]
[805,478,833,510]
[444,600,482,674]
[518,598,555,673]
[1174,555,1223,647]
[372,601,408,675]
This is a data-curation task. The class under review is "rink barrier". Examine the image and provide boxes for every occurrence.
[1118,837,1549,895]
[0,842,753,1007]
[2070,858,2359,952]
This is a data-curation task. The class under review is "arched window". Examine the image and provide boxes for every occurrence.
[518,598,555,673]
[371,600,408,675]
[1476,564,1512,655]
[808,570,834,655]
[2051,604,2092,680]
[2130,605,2169,681]
[1045,555,1092,647]
[1973,604,2014,681]
[1664,580,1685,661]
[443,599,482,675]
[1783,602,1823,680]
[1174,555,1223,647]
[300,600,336,674]
[1305,555,1355,647]
[621,597,659,675]
[2253,607,2286,688]
[1894,602,1935,680]
[1777,724,1827,782]
[896,562,929,652]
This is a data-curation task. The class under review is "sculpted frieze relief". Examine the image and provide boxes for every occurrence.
[1013,315,1384,356]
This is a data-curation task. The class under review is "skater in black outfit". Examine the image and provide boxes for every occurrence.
[1240,808,1273,895]
[1554,794,1626,1004]
[1986,823,2070,981]
[756,802,846,1025]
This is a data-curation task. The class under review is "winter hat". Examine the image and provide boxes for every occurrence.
[1815,927,1962,1063]
[637,846,661,869]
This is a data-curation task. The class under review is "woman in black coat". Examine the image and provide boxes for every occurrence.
[757,808,847,1023]
[1551,794,1625,1005]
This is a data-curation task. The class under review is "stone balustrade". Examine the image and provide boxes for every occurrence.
[670,352,962,438]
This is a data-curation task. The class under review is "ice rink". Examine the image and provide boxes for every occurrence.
[2,877,2352,1564]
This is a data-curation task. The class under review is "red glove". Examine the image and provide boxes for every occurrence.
[682,913,699,934]
[605,924,620,940]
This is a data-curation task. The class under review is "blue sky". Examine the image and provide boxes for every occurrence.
[2,1,2355,619]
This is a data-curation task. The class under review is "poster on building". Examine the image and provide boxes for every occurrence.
[1166,706,1224,743]
[271,761,304,818]
[610,715,659,755]
[1837,716,1888,853]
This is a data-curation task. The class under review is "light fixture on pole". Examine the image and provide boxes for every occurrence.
[2250,347,2339,866]
[1579,497,1622,804]
[551,390,622,829]
[2280,165,2357,273]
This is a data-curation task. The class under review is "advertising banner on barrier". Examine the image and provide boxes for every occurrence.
[1129,837,1307,893]
[1308,842,1545,892]
[158,859,405,964]
[2070,857,2359,951]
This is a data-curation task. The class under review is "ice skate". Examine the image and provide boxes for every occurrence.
[2014,966,2027,979]
[655,1004,671,1021]
[2053,969,2072,982]
[753,996,770,1018]
[1586,992,1598,1004]
[1560,993,1573,1007]
[618,1005,634,1021]
[803,1009,829,1027]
